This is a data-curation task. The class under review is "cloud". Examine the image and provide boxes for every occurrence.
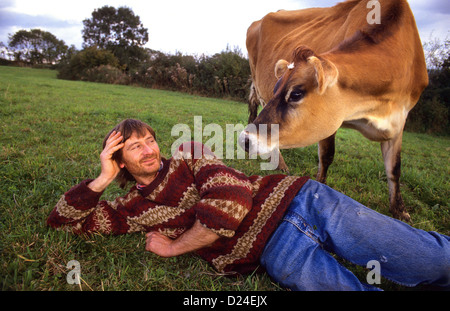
[409,0,450,15]
[0,11,78,29]
[0,0,14,9]
[408,0,450,42]
[0,8,82,46]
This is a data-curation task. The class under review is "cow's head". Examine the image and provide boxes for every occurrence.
[239,46,342,156]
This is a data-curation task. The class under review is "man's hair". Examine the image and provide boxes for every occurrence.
[103,119,157,189]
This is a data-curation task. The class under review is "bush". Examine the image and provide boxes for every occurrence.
[407,96,449,134]
[132,47,251,101]
[57,46,122,81]
[406,57,450,135]
[83,65,130,84]
[57,46,251,101]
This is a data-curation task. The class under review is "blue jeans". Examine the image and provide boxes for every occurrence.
[260,180,450,291]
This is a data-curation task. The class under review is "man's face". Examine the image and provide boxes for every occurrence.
[119,130,161,185]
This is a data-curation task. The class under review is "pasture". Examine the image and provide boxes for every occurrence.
[0,66,448,291]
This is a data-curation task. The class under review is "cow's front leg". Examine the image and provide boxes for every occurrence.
[380,132,411,222]
[316,132,336,183]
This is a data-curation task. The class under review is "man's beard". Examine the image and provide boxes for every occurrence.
[125,155,161,179]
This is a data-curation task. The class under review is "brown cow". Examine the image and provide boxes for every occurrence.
[239,0,428,221]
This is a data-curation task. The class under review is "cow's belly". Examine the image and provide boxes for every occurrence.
[342,105,408,141]
[342,118,394,142]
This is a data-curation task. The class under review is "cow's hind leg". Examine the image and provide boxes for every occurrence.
[248,82,260,124]
[316,132,337,183]
[380,131,411,222]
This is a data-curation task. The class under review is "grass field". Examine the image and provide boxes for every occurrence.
[0,66,449,291]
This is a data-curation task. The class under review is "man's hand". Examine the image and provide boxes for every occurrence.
[145,231,175,257]
[88,131,124,192]
[145,220,220,257]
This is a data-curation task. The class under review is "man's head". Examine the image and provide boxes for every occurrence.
[103,119,161,188]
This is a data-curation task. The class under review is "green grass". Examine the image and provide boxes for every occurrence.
[0,66,448,291]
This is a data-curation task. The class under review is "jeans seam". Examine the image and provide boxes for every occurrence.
[283,218,321,246]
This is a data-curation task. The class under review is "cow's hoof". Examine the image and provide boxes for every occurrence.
[391,210,411,223]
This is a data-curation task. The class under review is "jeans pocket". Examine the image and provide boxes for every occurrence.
[283,210,321,245]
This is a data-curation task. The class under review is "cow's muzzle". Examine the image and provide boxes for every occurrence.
[238,126,276,156]
[238,130,252,153]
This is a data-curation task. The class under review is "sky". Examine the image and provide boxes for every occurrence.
[0,0,449,56]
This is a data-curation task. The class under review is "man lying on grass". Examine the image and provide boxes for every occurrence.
[47,118,450,291]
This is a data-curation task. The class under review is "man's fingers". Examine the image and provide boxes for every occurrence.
[110,142,124,153]
[104,131,124,151]
[145,232,155,251]
[100,133,124,164]
[107,130,119,141]
[106,131,122,145]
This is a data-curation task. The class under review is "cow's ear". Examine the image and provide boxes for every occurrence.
[274,59,290,79]
[307,56,339,95]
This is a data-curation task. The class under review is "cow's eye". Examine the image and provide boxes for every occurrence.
[288,88,305,102]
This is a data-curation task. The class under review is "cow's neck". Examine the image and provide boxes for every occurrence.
[323,50,410,141]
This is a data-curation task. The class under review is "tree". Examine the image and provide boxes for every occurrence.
[82,6,149,71]
[0,42,9,60]
[406,37,449,134]
[8,29,68,65]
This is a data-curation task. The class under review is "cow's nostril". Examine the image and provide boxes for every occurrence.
[238,131,252,153]
[244,136,251,152]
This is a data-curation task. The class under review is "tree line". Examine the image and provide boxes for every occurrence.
[405,36,449,135]
[1,29,68,66]
[0,5,448,134]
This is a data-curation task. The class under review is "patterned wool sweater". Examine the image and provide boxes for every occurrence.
[47,142,309,274]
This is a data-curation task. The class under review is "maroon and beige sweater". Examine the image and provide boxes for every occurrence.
[47,142,309,274]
